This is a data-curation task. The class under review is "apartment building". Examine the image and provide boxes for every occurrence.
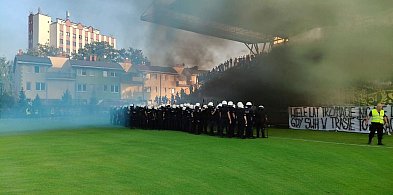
[13,55,207,105]
[28,9,116,56]
[14,55,124,104]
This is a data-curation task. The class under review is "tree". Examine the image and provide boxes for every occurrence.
[0,93,15,109]
[180,89,186,98]
[26,43,61,57]
[175,92,181,103]
[0,57,12,94]
[32,94,42,115]
[72,42,118,62]
[171,94,175,104]
[61,89,72,106]
[18,88,27,107]
[117,48,150,65]
[71,43,151,65]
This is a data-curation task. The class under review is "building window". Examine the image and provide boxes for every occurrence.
[60,39,63,44]
[66,49,70,53]
[73,34,76,39]
[103,71,108,77]
[85,37,88,42]
[110,85,119,93]
[77,69,87,76]
[91,38,94,43]
[77,84,87,92]
[34,66,40,73]
[26,82,31,91]
[60,31,63,36]
[146,87,151,93]
[104,85,108,92]
[79,43,82,48]
[155,86,158,93]
[79,35,82,39]
[66,40,70,45]
[35,82,46,91]
[110,72,117,77]
[165,88,167,93]
[66,32,70,37]
[73,42,76,46]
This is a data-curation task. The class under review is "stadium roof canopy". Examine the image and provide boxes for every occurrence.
[141,0,338,44]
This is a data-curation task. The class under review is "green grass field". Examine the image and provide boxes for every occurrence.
[0,127,392,194]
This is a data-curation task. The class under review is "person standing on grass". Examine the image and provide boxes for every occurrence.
[255,105,268,138]
[366,103,388,145]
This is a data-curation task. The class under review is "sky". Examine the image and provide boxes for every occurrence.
[0,0,247,68]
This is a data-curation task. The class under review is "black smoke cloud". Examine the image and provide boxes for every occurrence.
[191,0,393,111]
[144,25,247,68]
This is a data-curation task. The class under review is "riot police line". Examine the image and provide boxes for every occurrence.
[110,101,268,139]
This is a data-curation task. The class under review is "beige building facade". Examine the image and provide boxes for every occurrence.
[28,10,116,56]
[14,55,206,105]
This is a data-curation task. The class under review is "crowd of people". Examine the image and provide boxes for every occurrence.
[199,53,263,83]
[110,101,268,139]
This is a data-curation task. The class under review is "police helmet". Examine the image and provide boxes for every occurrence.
[195,103,201,107]
[228,101,234,106]
[208,102,214,107]
[222,100,228,105]
[246,102,252,106]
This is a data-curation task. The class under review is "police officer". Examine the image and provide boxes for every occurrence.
[255,105,268,138]
[227,101,236,138]
[236,102,246,138]
[207,102,216,135]
[244,102,255,138]
[201,105,209,134]
[218,101,229,137]
[367,103,388,145]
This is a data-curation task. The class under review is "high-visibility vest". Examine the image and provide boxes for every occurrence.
[371,109,384,124]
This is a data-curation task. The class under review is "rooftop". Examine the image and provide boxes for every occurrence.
[14,55,52,66]
[69,60,124,71]
[137,65,178,74]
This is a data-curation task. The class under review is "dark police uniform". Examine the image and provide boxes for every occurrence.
[255,107,268,138]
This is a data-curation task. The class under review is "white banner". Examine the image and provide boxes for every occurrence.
[288,106,393,133]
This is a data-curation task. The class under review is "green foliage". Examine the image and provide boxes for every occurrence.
[71,42,150,65]
[0,93,15,109]
[117,48,150,65]
[32,94,41,109]
[0,128,392,194]
[61,89,72,106]
[17,89,27,108]
[72,42,118,62]
[26,43,61,57]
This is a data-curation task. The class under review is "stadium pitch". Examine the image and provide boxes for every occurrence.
[0,128,392,194]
